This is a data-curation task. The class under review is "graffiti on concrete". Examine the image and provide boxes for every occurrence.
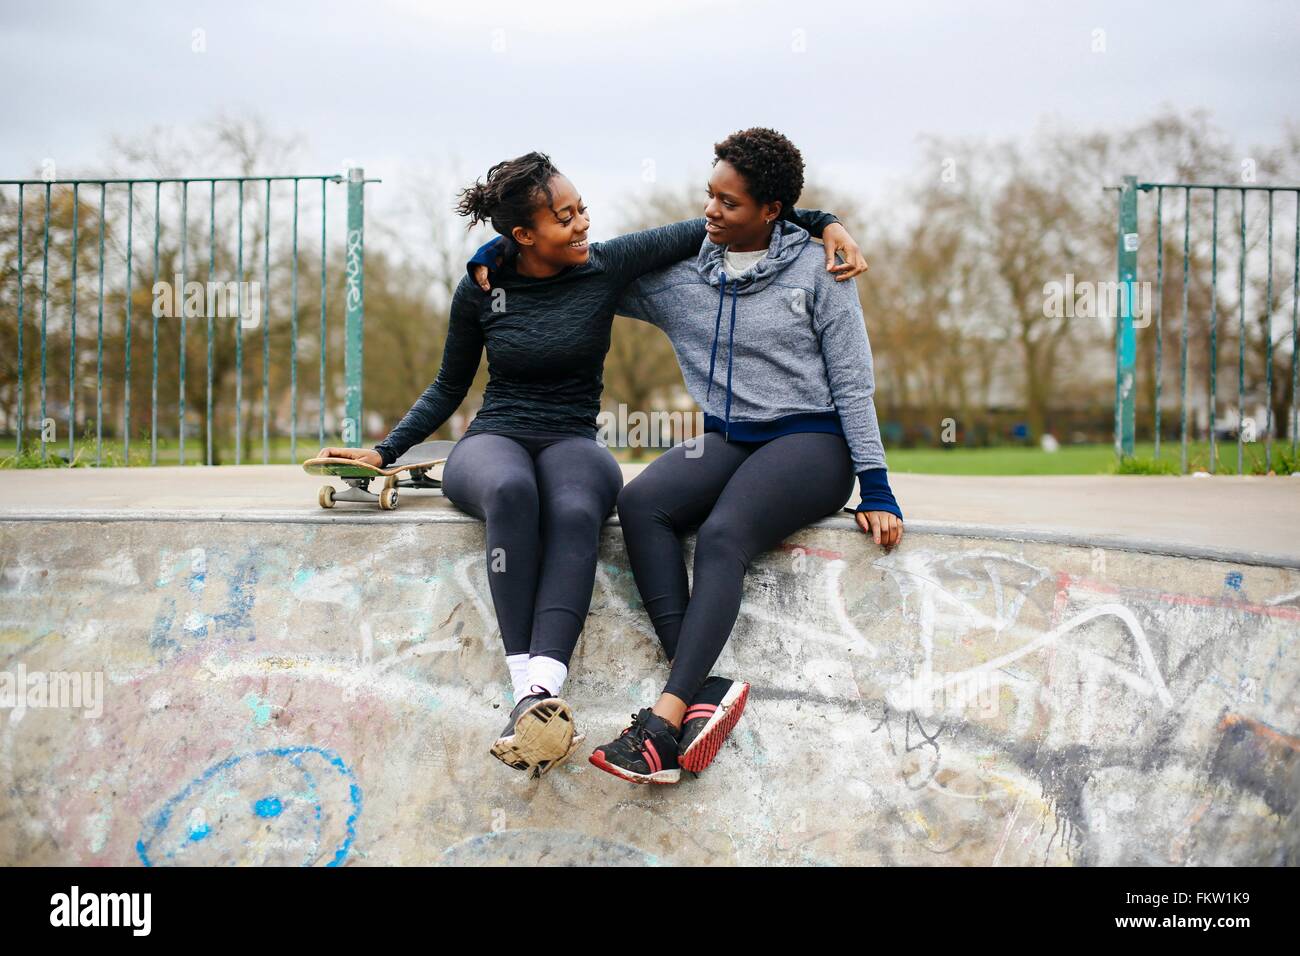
[136,746,361,867]
[0,519,1296,866]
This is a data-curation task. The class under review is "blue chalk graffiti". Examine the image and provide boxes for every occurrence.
[149,548,262,652]
[136,746,362,867]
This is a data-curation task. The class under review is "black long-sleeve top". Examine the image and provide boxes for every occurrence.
[373,211,838,465]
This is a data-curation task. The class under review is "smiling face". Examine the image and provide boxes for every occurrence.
[511,174,590,275]
[704,160,783,252]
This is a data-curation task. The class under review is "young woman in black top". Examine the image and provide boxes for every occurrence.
[318,151,865,777]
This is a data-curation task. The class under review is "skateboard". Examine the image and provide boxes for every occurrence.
[303,439,456,511]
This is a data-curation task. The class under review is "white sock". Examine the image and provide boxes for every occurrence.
[526,655,568,698]
[506,653,531,703]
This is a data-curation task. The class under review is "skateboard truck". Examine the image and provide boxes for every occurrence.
[317,475,400,510]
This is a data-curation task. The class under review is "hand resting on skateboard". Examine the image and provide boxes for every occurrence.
[316,447,383,469]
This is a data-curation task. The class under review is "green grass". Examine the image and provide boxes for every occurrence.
[2,437,1295,475]
[0,435,327,468]
[886,441,1294,476]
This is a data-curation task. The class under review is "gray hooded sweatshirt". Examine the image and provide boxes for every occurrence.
[616,218,900,517]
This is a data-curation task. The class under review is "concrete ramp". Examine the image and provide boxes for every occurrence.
[1,502,1298,865]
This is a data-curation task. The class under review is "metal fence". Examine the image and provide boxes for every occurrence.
[1,168,370,465]
[1114,175,1300,474]
[9,168,1298,473]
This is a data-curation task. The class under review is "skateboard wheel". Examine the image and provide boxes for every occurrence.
[318,485,336,509]
[379,488,399,511]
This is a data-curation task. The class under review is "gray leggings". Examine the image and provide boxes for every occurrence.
[616,431,855,702]
[440,431,623,665]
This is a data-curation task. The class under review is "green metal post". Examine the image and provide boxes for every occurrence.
[95,185,106,465]
[179,182,188,465]
[319,180,326,447]
[1115,175,1138,459]
[290,178,299,462]
[70,183,79,464]
[1154,187,1164,459]
[151,182,160,466]
[236,181,244,465]
[39,182,50,463]
[1210,191,1219,474]
[1264,191,1273,473]
[207,181,216,466]
[1292,192,1299,460]
[1178,188,1191,475]
[15,184,23,456]
[124,182,133,465]
[263,178,271,463]
[343,167,365,446]
[1237,190,1246,475]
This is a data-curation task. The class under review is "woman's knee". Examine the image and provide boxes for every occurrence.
[547,492,608,532]
[482,471,538,514]
[695,513,754,567]
[616,477,652,520]
[617,478,676,534]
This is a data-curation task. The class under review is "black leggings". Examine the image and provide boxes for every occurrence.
[617,431,855,702]
[440,431,623,665]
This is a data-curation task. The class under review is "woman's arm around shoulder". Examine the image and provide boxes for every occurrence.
[597,208,858,287]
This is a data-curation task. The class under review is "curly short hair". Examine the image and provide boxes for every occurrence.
[712,127,805,220]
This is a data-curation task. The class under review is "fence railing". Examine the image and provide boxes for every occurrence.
[1,168,371,466]
[10,168,1297,473]
[1114,175,1299,474]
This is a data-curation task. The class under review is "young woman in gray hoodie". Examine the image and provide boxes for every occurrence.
[584,128,905,784]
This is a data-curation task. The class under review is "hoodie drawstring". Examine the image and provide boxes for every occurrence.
[723,281,738,439]
[706,273,725,407]
[705,273,739,440]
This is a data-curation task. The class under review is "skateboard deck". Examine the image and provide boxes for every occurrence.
[304,439,456,510]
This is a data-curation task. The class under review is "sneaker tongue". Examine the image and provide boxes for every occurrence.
[640,709,677,736]
[625,708,655,734]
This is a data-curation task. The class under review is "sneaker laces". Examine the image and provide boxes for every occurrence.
[619,711,651,743]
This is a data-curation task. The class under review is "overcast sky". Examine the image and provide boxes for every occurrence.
[3,0,1298,235]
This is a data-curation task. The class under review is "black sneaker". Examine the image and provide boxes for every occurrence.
[677,676,750,773]
[588,708,682,784]
[490,685,583,778]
